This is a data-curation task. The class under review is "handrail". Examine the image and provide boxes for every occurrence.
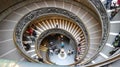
[85,53,120,67]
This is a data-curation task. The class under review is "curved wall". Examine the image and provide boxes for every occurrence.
[0,0,24,13]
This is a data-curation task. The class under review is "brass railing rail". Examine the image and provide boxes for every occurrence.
[85,53,120,67]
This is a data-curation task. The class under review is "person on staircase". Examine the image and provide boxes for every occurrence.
[26,26,37,42]
[23,41,31,51]
[105,0,113,9]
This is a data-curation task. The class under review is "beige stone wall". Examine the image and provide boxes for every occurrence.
[0,0,23,13]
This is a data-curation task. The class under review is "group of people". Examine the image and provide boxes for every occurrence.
[22,25,46,62]
[103,0,120,20]
[48,42,60,55]
[23,25,37,51]
[26,25,37,38]
[67,49,75,56]
[105,0,120,9]
[48,35,65,56]
[47,34,76,59]
[48,41,75,56]
[74,39,82,62]
[109,32,120,55]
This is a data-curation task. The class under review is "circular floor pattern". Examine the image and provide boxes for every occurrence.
[37,32,77,65]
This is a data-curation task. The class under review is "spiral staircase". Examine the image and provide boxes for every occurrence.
[0,0,120,67]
